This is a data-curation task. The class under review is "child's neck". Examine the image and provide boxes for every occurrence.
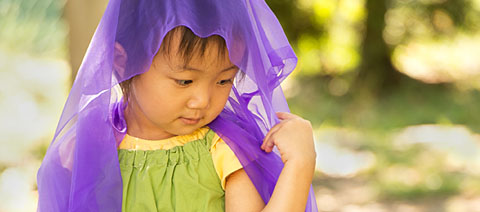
[123,99,176,140]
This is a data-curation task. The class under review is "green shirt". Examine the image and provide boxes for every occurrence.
[118,128,227,211]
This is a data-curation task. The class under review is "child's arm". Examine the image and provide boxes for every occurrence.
[225,112,316,212]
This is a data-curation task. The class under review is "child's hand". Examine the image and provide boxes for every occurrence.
[260,112,316,165]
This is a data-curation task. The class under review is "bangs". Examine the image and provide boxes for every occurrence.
[159,26,228,65]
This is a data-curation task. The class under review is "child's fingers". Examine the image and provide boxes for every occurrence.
[264,135,276,152]
[261,123,282,150]
[262,131,277,152]
[276,112,297,120]
[261,127,278,150]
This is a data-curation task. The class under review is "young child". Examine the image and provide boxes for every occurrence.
[37,0,318,211]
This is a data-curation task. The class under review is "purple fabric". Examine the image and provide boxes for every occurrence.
[36,0,318,211]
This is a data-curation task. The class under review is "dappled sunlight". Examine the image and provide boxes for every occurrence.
[393,124,480,175]
[313,124,480,211]
[314,127,375,178]
[446,196,480,212]
[392,35,480,85]
[0,49,70,211]
[0,49,70,164]
[295,0,365,76]
[0,164,40,212]
[315,141,375,177]
[0,0,70,210]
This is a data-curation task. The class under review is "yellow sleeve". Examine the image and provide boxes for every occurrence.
[210,133,243,190]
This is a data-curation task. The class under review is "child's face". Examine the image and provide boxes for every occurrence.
[128,34,238,137]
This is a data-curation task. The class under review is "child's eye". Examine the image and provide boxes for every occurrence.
[175,80,193,86]
[218,79,233,85]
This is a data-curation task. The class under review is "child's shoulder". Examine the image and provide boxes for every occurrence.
[209,127,243,190]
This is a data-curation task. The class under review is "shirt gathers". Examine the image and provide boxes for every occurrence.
[117,126,243,211]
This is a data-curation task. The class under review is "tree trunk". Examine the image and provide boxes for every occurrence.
[353,0,405,96]
[64,0,109,84]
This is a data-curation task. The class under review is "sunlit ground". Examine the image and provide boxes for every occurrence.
[312,125,480,211]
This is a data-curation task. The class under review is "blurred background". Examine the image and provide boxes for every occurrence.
[1,0,479,211]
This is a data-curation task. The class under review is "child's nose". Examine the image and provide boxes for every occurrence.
[187,89,210,109]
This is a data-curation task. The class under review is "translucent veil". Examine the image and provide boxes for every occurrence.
[36,0,318,211]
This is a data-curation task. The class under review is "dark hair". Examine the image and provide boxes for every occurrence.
[161,26,228,65]
[120,26,243,101]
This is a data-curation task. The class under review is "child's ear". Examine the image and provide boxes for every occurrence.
[114,42,128,79]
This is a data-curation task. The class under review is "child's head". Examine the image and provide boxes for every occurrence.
[120,26,240,137]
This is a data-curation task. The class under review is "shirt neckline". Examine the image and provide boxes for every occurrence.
[122,126,211,144]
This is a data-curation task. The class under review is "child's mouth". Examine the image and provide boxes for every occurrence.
[180,117,201,125]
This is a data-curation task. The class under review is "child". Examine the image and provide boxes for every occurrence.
[37,0,318,211]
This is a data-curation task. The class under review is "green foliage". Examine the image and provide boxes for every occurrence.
[289,77,480,132]
[0,0,68,56]
[267,0,365,76]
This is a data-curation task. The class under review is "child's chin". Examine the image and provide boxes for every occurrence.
[172,123,205,135]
